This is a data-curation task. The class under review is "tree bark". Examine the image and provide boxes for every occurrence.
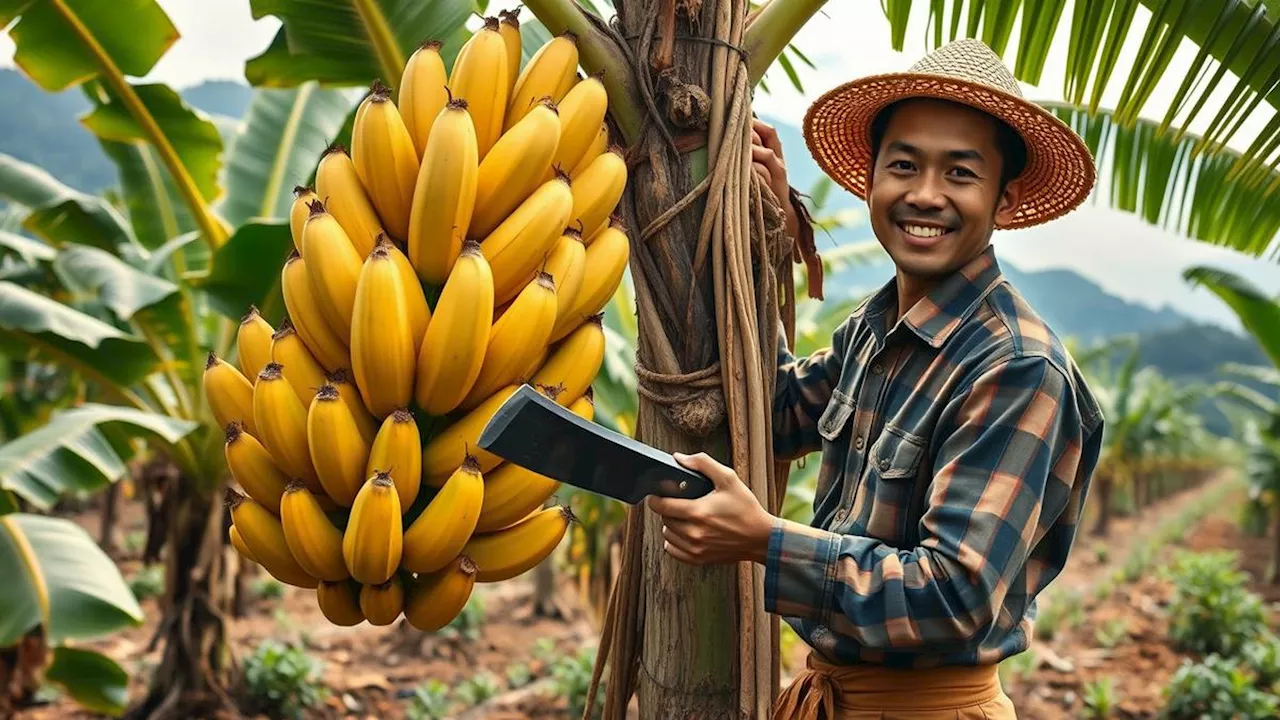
[533,559,562,618]
[1270,500,1280,585]
[1092,474,1113,537]
[99,481,120,556]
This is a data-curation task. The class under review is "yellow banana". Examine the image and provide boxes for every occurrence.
[505,32,579,130]
[474,397,591,533]
[365,409,422,511]
[226,488,318,589]
[325,368,378,445]
[282,251,350,371]
[382,233,432,349]
[225,422,289,515]
[541,228,586,330]
[469,99,561,238]
[237,306,275,382]
[204,352,256,436]
[229,525,257,564]
[460,271,557,409]
[550,221,629,342]
[269,319,328,409]
[498,9,522,96]
[301,200,363,339]
[316,580,365,626]
[407,97,477,287]
[479,173,574,306]
[570,147,627,239]
[252,362,319,489]
[280,481,350,581]
[422,384,523,480]
[307,384,372,507]
[464,505,573,582]
[289,185,317,253]
[360,577,405,626]
[342,473,403,585]
[569,123,608,179]
[533,314,605,408]
[403,555,478,632]
[448,17,509,159]
[545,75,608,182]
[351,81,420,240]
[398,41,449,158]
[401,456,484,574]
[351,239,426,418]
[414,241,494,415]
[315,145,383,258]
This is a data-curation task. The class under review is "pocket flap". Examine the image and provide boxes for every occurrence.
[869,427,925,480]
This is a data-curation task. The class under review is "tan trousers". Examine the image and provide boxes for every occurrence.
[771,652,1018,719]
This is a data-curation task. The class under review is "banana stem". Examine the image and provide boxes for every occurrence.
[351,0,407,86]
[743,0,830,87]
[48,0,228,250]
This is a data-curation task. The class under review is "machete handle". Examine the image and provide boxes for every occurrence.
[649,466,715,499]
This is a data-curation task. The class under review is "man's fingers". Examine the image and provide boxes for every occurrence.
[752,145,782,171]
[673,452,738,490]
[661,521,699,550]
[646,494,698,520]
[663,539,698,564]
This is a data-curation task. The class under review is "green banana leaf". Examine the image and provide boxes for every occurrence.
[0,153,135,253]
[0,281,159,387]
[0,402,197,510]
[219,83,355,229]
[44,646,130,717]
[244,0,477,88]
[0,230,55,265]
[0,512,144,646]
[1184,266,1280,367]
[97,139,195,252]
[198,221,293,322]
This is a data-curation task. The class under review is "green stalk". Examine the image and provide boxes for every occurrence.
[744,0,831,88]
[350,0,407,85]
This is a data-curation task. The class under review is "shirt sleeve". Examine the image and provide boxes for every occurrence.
[773,317,850,461]
[764,353,1098,652]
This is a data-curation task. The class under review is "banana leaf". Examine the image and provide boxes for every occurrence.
[1184,266,1280,367]
[198,221,293,322]
[0,153,135,253]
[44,646,130,717]
[0,230,55,265]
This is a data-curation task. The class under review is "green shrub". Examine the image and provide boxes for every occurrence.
[1094,618,1128,649]
[252,575,285,601]
[406,679,452,720]
[550,646,604,720]
[1243,634,1280,691]
[1081,677,1119,719]
[454,672,501,707]
[439,594,485,641]
[996,649,1037,688]
[1033,591,1083,642]
[506,662,533,689]
[1164,551,1268,656]
[241,640,329,719]
[1092,543,1109,564]
[127,564,165,601]
[1161,655,1279,720]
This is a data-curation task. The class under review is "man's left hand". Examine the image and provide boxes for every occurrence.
[646,452,775,566]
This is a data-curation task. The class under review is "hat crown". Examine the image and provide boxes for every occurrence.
[909,38,1023,98]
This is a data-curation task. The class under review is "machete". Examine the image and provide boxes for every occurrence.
[476,384,714,504]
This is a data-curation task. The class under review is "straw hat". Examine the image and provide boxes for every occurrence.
[801,38,1096,229]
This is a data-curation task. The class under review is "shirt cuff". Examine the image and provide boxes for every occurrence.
[763,517,842,623]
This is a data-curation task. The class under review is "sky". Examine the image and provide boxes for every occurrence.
[1,1,1277,331]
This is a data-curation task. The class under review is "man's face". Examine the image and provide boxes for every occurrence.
[866,98,1023,281]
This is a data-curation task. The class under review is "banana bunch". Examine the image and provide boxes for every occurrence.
[204,17,628,630]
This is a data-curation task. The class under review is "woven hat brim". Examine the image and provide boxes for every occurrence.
[802,71,1097,230]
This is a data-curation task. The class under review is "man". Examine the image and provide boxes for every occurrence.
[646,38,1105,718]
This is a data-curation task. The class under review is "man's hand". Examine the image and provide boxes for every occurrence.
[751,117,800,241]
[645,452,775,566]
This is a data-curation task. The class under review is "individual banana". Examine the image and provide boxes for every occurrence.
[351,81,420,240]
[479,173,574,306]
[401,456,484,574]
[545,75,608,182]
[469,99,561,238]
[229,525,257,564]
[289,186,317,253]
[403,555,478,632]
[360,577,405,626]
[307,384,372,507]
[365,409,422,511]
[226,488,318,589]
[414,241,494,416]
[237,305,275,382]
[252,362,319,488]
[342,473,403,585]
[541,228,586,330]
[269,319,328,409]
[532,314,606,408]
[385,235,431,350]
[570,124,608,179]
[204,352,256,436]
[398,41,449,158]
[448,17,509,160]
[570,147,627,240]
[225,422,289,515]
[280,481,350,581]
[282,251,350,372]
[325,368,378,444]
[505,32,579,130]
[460,271,557,409]
[520,346,549,384]
[301,200,363,339]
[316,580,365,627]
[351,238,427,417]
[550,220,629,342]
[407,97,478,287]
[422,384,524,479]
[498,9,522,96]
[463,505,573,582]
[315,145,383,258]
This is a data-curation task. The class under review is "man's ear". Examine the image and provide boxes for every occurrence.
[994,176,1025,226]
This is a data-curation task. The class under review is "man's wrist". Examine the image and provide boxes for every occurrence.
[748,510,778,565]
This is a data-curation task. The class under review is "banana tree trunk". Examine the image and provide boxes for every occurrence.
[1092,472,1114,537]
[1271,501,1280,585]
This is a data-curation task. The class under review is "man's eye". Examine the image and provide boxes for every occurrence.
[888,160,914,171]
[951,167,977,178]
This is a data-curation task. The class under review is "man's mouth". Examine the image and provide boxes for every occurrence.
[897,222,956,240]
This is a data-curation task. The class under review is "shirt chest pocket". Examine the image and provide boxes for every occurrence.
[863,425,927,543]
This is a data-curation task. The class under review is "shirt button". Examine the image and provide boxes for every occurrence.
[879,458,890,471]
[832,510,847,524]
[854,436,865,450]
[871,363,884,375]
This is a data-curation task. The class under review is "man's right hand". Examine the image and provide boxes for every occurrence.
[751,117,801,241]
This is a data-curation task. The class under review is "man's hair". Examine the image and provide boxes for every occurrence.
[868,98,1028,191]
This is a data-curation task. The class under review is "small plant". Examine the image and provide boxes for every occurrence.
[454,671,500,707]
[253,575,285,601]
[1081,677,1119,719]
[533,637,559,665]
[406,679,452,720]
[506,662,533,689]
[127,564,165,602]
[1164,551,1268,656]
[439,594,485,641]
[1035,590,1084,642]
[1093,543,1110,564]
[1095,618,1128,649]
[1121,544,1153,582]
[122,530,147,554]
[241,640,329,719]
[996,649,1037,687]
[550,646,605,719]
[1161,655,1279,719]
[1093,577,1114,603]
[1243,633,1280,690]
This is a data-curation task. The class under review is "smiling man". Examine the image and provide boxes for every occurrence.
[646,39,1106,718]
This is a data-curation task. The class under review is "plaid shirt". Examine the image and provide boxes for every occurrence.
[766,245,1104,669]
